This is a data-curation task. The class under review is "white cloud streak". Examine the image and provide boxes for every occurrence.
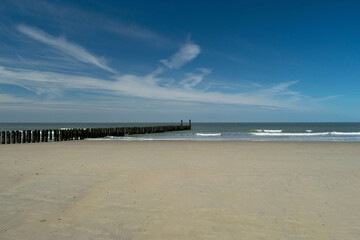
[0,32,316,112]
[11,0,172,46]
[17,25,115,73]
[0,93,30,103]
[0,66,305,109]
[160,42,201,69]
[180,68,212,88]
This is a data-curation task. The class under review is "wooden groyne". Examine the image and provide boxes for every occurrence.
[0,120,191,144]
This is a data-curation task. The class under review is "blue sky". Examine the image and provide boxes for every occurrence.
[0,0,359,122]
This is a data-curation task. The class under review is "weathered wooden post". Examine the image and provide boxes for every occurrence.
[54,130,58,141]
[181,120,183,126]
[22,131,26,143]
[49,130,52,141]
[58,129,61,141]
[32,130,36,143]
[85,128,89,138]
[6,131,10,144]
[45,130,48,142]
[27,130,31,143]
[37,130,40,142]
[11,131,15,144]
[41,130,45,142]
[82,129,86,139]
[16,131,21,143]
[73,128,78,140]
[1,131,5,144]
[189,120,191,129]
[68,130,72,140]
[64,130,68,141]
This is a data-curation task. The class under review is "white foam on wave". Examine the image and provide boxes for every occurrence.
[306,130,313,132]
[330,132,360,136]
[252,132,329,136]
[86,137,156,141]
[252,131,360,137]
[195,133,222,137]
[256,129,282,133]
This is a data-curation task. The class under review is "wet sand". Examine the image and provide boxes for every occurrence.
[0,141,360,239]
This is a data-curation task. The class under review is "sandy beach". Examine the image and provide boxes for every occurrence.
[0,141,359,239]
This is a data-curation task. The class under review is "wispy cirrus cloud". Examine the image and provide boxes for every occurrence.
[10,0,172,47]
[0,27,315,112]
[17,25,115,73]
[0,65,306,109]
[180,68,212,89]
[0,93,31,103]
[160,42,201,69]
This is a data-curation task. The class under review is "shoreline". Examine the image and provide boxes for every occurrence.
[2,139,360,143]
[1,141,360,239]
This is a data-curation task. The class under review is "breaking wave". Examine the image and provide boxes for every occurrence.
[195,133,222,136]
[251,131,360,136]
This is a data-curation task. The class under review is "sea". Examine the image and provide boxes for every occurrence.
[1,122,360,142]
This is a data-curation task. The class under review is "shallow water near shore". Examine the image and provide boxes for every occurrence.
[1,122,360,142]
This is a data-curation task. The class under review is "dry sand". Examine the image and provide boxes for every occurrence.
[0,141,360,239]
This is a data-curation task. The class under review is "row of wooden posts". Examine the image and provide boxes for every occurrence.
[0,120,191,144]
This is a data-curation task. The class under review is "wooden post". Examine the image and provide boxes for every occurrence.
[58,129,61,141]
[41,130,45,142]
[32,131,36,143]
[181,120,183,126]
[73,129,77,140]
[1,131,5,144]
[49,130,52,141]
[6,131,10,144]
[45,130,48,142]
[37,130,40,142]
[11,131,15,144]
[22,131,26,143]
[79,129,84,140]
[16,131,21,143]
[189,120,191,129]
[27,130,31,143]
[54,130,58,142]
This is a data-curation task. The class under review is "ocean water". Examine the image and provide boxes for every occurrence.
[1,122,360,142]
